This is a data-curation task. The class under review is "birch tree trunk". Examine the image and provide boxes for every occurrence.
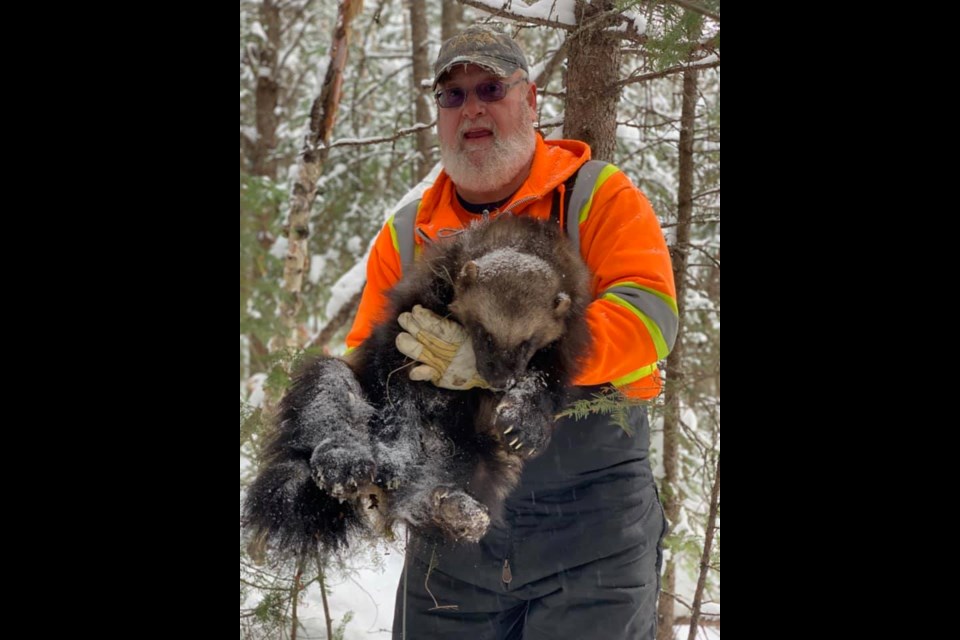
[276,0,364,353]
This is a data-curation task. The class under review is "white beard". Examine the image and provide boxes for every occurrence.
[440,107,536,196]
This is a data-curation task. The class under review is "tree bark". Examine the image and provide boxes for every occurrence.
[564,0,621,161]
[441,0,462,42]
[252,0,280,180]
[245,0,283,376]
[408,0,434,181]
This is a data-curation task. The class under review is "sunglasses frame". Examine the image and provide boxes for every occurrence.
[434,77,527,109]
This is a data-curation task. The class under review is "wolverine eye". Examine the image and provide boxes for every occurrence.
[474,328,494,349]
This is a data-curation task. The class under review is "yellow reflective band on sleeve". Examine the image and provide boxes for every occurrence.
[611,363,657,387]
[386,215,400,254]
[578,164,621,224]
[602,292,671,360]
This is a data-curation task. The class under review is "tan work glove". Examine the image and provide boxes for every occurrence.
[396,305,490,390]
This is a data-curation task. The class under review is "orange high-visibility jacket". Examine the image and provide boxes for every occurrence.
[345,137,677,399]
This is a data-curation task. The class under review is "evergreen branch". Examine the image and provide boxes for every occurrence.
[558,388,650,435]
[665,0,720,22]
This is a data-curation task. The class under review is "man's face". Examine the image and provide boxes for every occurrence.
[436,65,537,197]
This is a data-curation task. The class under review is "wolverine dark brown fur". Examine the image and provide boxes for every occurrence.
[243,215,591,556]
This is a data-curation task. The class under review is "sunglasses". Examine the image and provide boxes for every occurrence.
[434,78,527,109]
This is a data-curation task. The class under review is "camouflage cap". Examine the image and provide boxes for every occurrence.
[433,26,529,88]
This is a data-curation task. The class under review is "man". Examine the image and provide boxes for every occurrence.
[345,26,677,640]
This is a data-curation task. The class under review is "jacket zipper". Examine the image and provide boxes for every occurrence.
[502,558,512,587]
[501,195,539,216]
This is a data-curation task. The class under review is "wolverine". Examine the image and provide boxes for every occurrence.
[243,215,591,557]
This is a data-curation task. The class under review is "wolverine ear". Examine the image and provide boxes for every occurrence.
[459,261,479,286]
[554,292,571,317]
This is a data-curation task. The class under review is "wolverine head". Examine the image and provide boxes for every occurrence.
[449,247,574,389]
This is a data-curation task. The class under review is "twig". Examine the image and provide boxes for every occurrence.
[323,121,436,150]
[616,59,720,88]
[425,545,458,611]
[315,552,334,640]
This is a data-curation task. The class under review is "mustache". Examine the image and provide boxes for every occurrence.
[458,119,497,138]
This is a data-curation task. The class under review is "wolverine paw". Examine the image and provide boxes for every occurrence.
[310,440,377,500]
[494,396,552,458]
[432,488,490,543]
[493,372,553,457]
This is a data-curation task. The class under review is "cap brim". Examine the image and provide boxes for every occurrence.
[433,56,517,87]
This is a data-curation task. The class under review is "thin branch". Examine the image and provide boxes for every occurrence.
[348,574,382,631]
[290,553,306,640]
[674,242,720,270]
[661,217,721,228]
[616,59,720,88]
[324,121,436,150]
[356,61,413,105]
[279,11,313,70]
[457,0,575,30]
[533,38,569,88]
[675,615,720,627]
[315,553,334,640]
[279,0,315,39]
[693,188,720,201]
[240,576,293,591]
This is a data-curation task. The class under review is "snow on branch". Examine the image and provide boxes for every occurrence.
[325,121,436,149]
[615,57,720,88]
[458,0,577,29]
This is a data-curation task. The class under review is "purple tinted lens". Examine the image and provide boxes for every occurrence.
[476,81,506,102]
[436,81,510,108]
[437,87,466,108]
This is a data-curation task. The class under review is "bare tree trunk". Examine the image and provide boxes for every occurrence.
[441,0,462,42]
[252,0,280,179]
[245,0,283,376]
[408,0,434,181]
[686,453,719,640]
[277,0,364,354]
[657,61,698,640]
[564,0,621,161]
